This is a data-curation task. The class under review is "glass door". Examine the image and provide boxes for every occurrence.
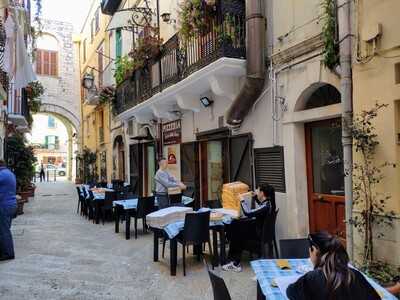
[305,119,346,238]
[207,141,224,201]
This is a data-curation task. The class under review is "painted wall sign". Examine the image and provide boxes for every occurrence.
[163,120,181,145]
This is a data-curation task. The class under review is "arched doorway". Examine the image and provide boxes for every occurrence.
[113,135,125,181]
[27,112,78,181]
[298,83,345,239]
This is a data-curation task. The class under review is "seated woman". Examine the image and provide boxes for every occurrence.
[287,231,381,300]
[222,183,276,272]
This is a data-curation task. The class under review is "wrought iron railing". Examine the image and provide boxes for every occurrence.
[115,0,245,115]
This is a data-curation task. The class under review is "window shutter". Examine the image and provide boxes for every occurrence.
[45,136,49,148]
[50,52,57,76]
[55,136,60,150]
[254,146,286,193]
[116,29,122,58]
[43,51,50,75]
[36,49,42,75]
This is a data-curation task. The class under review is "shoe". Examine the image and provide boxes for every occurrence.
[222,261,242,272]
[0,255,15,261]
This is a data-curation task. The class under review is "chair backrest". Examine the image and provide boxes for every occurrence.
[88,190,95,201]
[81,186,88,198]
[262,209,279,244]
[104,191,117,206]
[183,211,210,244]
[279,238,310,259]
[137,196,155,218]
[208,270,232,300]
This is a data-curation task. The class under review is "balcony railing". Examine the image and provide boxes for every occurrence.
[115,0,245,115]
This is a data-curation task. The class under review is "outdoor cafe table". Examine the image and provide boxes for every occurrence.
[114,196,195,240]
[251,259,397,300]
[149,208,235,276]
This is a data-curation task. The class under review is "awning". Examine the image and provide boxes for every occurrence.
[106,9,132,31]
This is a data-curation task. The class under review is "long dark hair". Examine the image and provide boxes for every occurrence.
[309,231,354,299]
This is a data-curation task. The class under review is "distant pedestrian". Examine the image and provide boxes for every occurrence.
[39,164,45,182]
[154,158,186,209]
[0,160,17,261]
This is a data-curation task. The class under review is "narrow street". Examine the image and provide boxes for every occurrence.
[0,182,256,300]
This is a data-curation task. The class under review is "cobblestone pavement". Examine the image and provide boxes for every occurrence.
[0,181,257,300]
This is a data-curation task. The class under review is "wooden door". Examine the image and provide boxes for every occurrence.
[180,142,200,209]
[129,144,142,196]
[305,119,346,239]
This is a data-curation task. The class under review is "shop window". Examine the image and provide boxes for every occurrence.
[254,146,286,193]
[36,49,58,76]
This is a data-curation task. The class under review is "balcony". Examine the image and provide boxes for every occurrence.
[101,0,122,16]
[8,87,29,130]
[115,0,246,122]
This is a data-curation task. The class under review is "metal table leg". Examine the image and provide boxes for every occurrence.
[125,210,130,240]
[115,206,120,233]
[170,237,177,276]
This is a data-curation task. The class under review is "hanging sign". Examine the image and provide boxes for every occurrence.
[163,120,181,145]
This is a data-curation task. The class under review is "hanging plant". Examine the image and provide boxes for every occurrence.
[321,0,340,69]
[113,55,137,86]
[178,0,217,42]
[129,26,163,66]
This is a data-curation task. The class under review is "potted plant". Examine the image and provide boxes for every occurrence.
[6,134,37,212]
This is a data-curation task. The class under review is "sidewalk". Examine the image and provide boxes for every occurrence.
[0,181,257,299]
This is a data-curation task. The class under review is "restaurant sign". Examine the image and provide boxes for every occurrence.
[163,120,181,145]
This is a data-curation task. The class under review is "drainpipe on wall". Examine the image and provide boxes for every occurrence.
[337,0,354,260]
[226,0,266,128]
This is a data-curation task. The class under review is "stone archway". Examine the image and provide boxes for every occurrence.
[37,104,80,181]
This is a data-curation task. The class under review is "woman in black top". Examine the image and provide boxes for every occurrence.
[287,231,381,300]
[222,183,276,272]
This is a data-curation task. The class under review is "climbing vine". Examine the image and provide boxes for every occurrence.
[321,0,339,69]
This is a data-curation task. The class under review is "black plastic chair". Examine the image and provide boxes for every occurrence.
[100,191,116,225]
[87,190,96,221]
[177,211,212,276]
[129,196,155,239]
[76,187,84,215]
[207,269,232,300]
[279,238,310,259]
[260,209,279,258]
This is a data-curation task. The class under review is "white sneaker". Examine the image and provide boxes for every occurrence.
[222,261,242,272]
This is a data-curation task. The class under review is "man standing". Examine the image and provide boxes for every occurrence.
[154,158,186,209]
[39,163,45,182]
[0,160,17,261]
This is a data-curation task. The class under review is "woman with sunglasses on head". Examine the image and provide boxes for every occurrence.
[287,231,380,300]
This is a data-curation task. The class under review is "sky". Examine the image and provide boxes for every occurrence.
[33,0,94,33]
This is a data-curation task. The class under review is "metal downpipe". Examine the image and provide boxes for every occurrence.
[226,0,266,127]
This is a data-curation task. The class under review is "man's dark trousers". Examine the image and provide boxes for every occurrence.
[0,205,16,257]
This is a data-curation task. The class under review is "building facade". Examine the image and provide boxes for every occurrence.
[352,0,400,264]
[34,19,80,180]
[95,0,400,264]
[76,0,114,183]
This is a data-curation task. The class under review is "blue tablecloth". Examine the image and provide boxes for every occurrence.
[251,259,397,300]
[113,199,138,210]
[163,208,233,239]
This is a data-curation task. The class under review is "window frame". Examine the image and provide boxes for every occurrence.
[36,49,59,77]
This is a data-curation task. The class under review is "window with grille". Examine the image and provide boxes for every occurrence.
[36,49,58,76]
[254,146,286,193]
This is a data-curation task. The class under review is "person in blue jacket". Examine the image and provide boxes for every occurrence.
[0,160,17,261]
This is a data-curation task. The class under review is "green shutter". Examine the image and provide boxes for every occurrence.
[55,136,60,150]
[45,136,49,149]
[116,29,122,58]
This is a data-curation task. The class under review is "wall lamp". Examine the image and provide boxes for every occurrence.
[200,96,213,108]
[161,12,176,24]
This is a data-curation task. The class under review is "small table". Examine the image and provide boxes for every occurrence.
[113,199,138,240]
[251,259,397,300]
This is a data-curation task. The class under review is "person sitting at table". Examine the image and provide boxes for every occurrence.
[154,158,186,209]
[386,279,400,296]
[222,183,275,272]
[287,231,381,300]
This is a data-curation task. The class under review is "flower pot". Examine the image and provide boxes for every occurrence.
[18,191,30,203]
[16,195,24,215]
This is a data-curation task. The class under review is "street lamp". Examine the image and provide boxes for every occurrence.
[82,73,95,90]
[200,96,213,107]
[161,12,176,24]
